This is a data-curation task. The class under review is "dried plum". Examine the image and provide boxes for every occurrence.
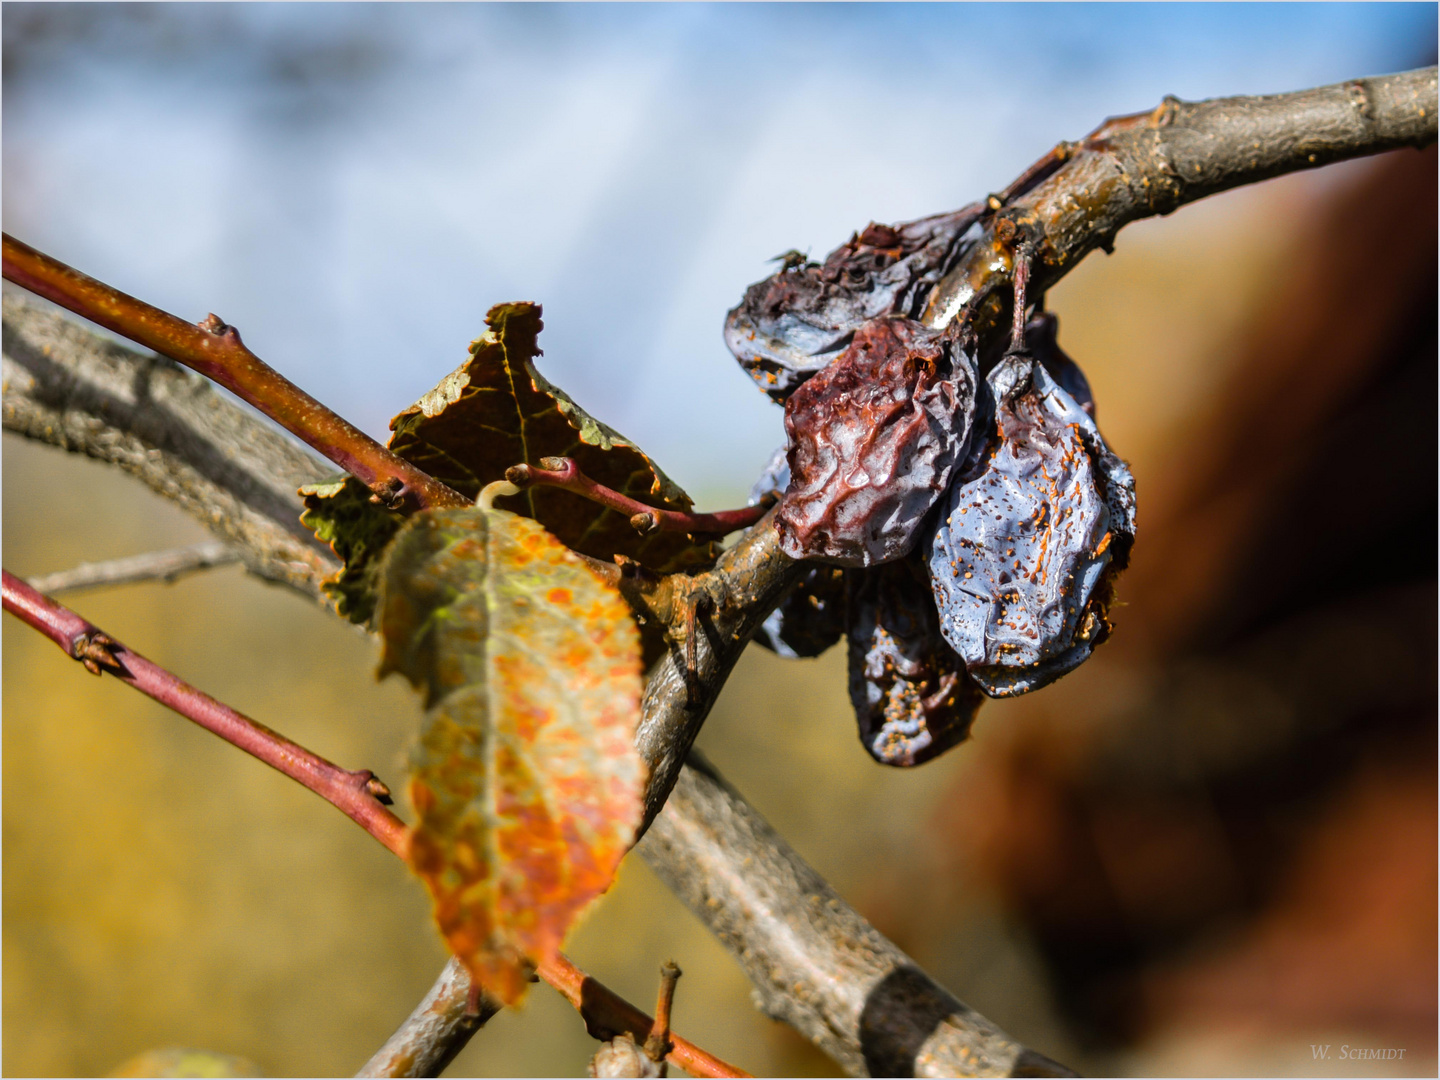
[752,564,848,659]
[747,445,791,506]
[847,555,983,766]
[725,205,986,402]
[775,316,979,567]
[928,350,1136,697]
[748,447,848,659]
[1026,312,1094,418]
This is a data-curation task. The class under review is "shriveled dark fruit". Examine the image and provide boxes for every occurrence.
[847,555,984,766]
[747,445,791,506]
[1026,311,1094,418]
[725,205,986,402]
[752,564,848,660]
[928,350,1136,697]
[1017,327,1138,570]
[776,315,979,567]
[747,446,846,659]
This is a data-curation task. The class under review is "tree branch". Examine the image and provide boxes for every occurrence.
[354,957,502,1078]
[633,66,1438,840]
[638,753,1076,1078]
[3,290,335,602]
[26,540,239,595]
[923,66,1437,331]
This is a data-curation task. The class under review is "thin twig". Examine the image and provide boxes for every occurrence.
[643,962,681,1064]
[1,236,468,514]
[506,458,770,537]
[26,540,239,595]
[536,954,749,1079]
[0,569,748,1080]
[2,569,406,851]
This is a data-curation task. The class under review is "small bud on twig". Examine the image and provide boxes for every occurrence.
[370,476,406,509]
[70,630,121,676]
[364,774,394,805]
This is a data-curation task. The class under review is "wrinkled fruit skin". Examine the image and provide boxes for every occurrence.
[752,564,848,659]
[928,351,1136,697]
[847,555,983,766]
[725,206,985,401]
[776,316,979,567]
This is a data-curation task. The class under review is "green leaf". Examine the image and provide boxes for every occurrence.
[299,475,403,626]
[377,503,645,1004]
[301,301,715,625]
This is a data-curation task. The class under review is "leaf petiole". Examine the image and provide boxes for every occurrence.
[506,457,771,539]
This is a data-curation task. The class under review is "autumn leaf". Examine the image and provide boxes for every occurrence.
[389,302,715,573]
[302,301,716,625]
[376,501,645,1004]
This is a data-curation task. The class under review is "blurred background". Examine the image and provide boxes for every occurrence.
[3,4,1435,1076]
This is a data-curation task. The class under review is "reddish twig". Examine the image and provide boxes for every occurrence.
[1007,238,1036,354]
[643,961,681,1064]
[506,458,770,538]
[537,954,750,1079]
[3,568,748,1079]
[1,234,467,514]
[2,569,407,853]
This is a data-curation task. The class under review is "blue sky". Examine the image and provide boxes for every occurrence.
[4,3,1434,496]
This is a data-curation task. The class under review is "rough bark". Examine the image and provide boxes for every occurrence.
[354,958,500,1078]
[2,290,334,600]
[924,67,1437,331]
[638,754,1075,1078]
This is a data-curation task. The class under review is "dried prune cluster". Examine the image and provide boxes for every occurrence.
[733,220,1135,763]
